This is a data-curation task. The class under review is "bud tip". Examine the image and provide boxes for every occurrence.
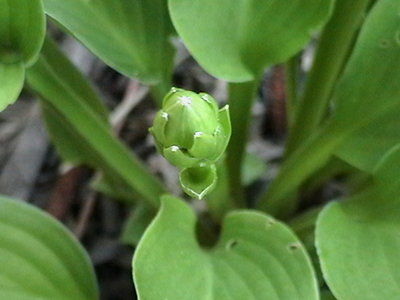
[178,95,192,106]
[201,94,210,102]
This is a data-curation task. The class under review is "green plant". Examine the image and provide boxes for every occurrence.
[1,0,400,299]
[150,88,231,199]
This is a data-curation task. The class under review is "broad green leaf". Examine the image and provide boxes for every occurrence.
[26,38,166,207]
[133,195,319,300]
[316,145,400,300]
[0,0,45,111]
[0,196,98,300]
[336,110,400,173]
[169,0,334,81]
[0,0,45,66]
[331,0,400,173]
[43,0,175,84]
[333,0,400,124]
[0,63,24,111]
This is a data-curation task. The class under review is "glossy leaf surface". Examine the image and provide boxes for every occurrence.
[43,0,175,84]
[316,145,400,300]
[169,0,333,81]
[0,196,98,300]
[133,195,318,300]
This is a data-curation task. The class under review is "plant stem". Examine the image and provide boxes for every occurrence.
[150,69,173,106]
[150,80,170,107]
[258,121,346,218]
[226,80,259,208]
[196,212,219,248]
[205,159,237,222]
[289,206,322,239]
[284,55,299,130]
[285,0,371,155]
[302,157,354,198]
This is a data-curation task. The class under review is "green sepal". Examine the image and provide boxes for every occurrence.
[213,105,231,161]
[163,145,202,169]
[151,110,169,145]
[179,164,217,199]
[218,105,231,137]
[198,92,219,116]
[188,131,218,158]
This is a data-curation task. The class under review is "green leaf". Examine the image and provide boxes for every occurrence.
[0,0,45,111]
[336,110,400,173]
[333,0,400,125]
[43,0,175,84]
[26,37,165,207]
[332,0,400,173]
[316,145,400,300]
[36,37,109,164]
[0,0,46,66]
[0,63,24,111]
[0,196,98,300]
[169,0,334,81]
[133,195,319,300]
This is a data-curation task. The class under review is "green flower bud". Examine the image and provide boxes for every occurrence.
[150,87,231,199]
[151,87,231,168]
